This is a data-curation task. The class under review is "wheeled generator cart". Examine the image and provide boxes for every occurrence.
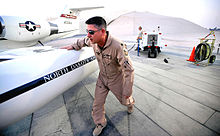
[188,31,216,66]
[138,30,163,58]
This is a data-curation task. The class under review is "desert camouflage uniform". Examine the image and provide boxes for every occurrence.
[71,32,135,125]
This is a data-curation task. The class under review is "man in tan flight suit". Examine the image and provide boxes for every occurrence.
[61,16,135,136]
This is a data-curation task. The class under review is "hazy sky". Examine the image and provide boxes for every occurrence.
[1,0,219,28]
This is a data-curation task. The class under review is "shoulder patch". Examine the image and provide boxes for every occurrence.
[121,43,128,57]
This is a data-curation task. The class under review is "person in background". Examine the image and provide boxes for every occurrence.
[135,26,143,51]
[61,16,135,136]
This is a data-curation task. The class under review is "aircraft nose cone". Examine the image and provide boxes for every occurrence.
[0,21,3,35]
[0,16,5,35]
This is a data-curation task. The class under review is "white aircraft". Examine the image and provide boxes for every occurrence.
[0,6,103,49]
[0,45,98,129]
[0,7,103,129]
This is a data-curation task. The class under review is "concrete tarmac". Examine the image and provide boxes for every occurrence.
[1,42,220,136]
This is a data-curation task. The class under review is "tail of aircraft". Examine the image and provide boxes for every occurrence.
[62,7,104,18]
[51,6,104,35]
[0,6,104,47]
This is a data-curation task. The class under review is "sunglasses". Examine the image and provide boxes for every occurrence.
[86,29,101,35]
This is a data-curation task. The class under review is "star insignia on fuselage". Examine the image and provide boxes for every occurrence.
[19,21,41,32]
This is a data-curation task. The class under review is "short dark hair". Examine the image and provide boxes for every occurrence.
[85,16,107,30]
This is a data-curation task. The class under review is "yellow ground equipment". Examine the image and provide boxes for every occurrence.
[190,31,216,66]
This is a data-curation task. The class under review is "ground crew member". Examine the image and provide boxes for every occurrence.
[61,16,135,136]
[135,26,143,51]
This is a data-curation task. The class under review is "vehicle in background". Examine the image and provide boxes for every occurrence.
[138,27,165,58]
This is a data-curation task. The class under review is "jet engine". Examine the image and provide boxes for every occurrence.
[0,16,58,42]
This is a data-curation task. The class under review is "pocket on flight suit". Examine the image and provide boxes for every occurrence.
[94,77,109,103]
[103,54,118,75]
[122,60,134,98]
[102,54,112,65]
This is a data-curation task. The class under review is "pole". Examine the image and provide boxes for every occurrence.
[217,44,220,55]
[137,39,140,56]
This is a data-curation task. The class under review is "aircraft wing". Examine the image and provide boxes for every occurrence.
[70,6,104,12]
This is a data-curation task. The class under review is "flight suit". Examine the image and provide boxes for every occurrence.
[71,32,135,125]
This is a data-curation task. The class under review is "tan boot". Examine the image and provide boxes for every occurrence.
[127,104,134,114]
[93,120,107,136]
[127,97,135,114]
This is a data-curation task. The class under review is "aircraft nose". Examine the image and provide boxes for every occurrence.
[0,16,5,36]
[0,22,2,35]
